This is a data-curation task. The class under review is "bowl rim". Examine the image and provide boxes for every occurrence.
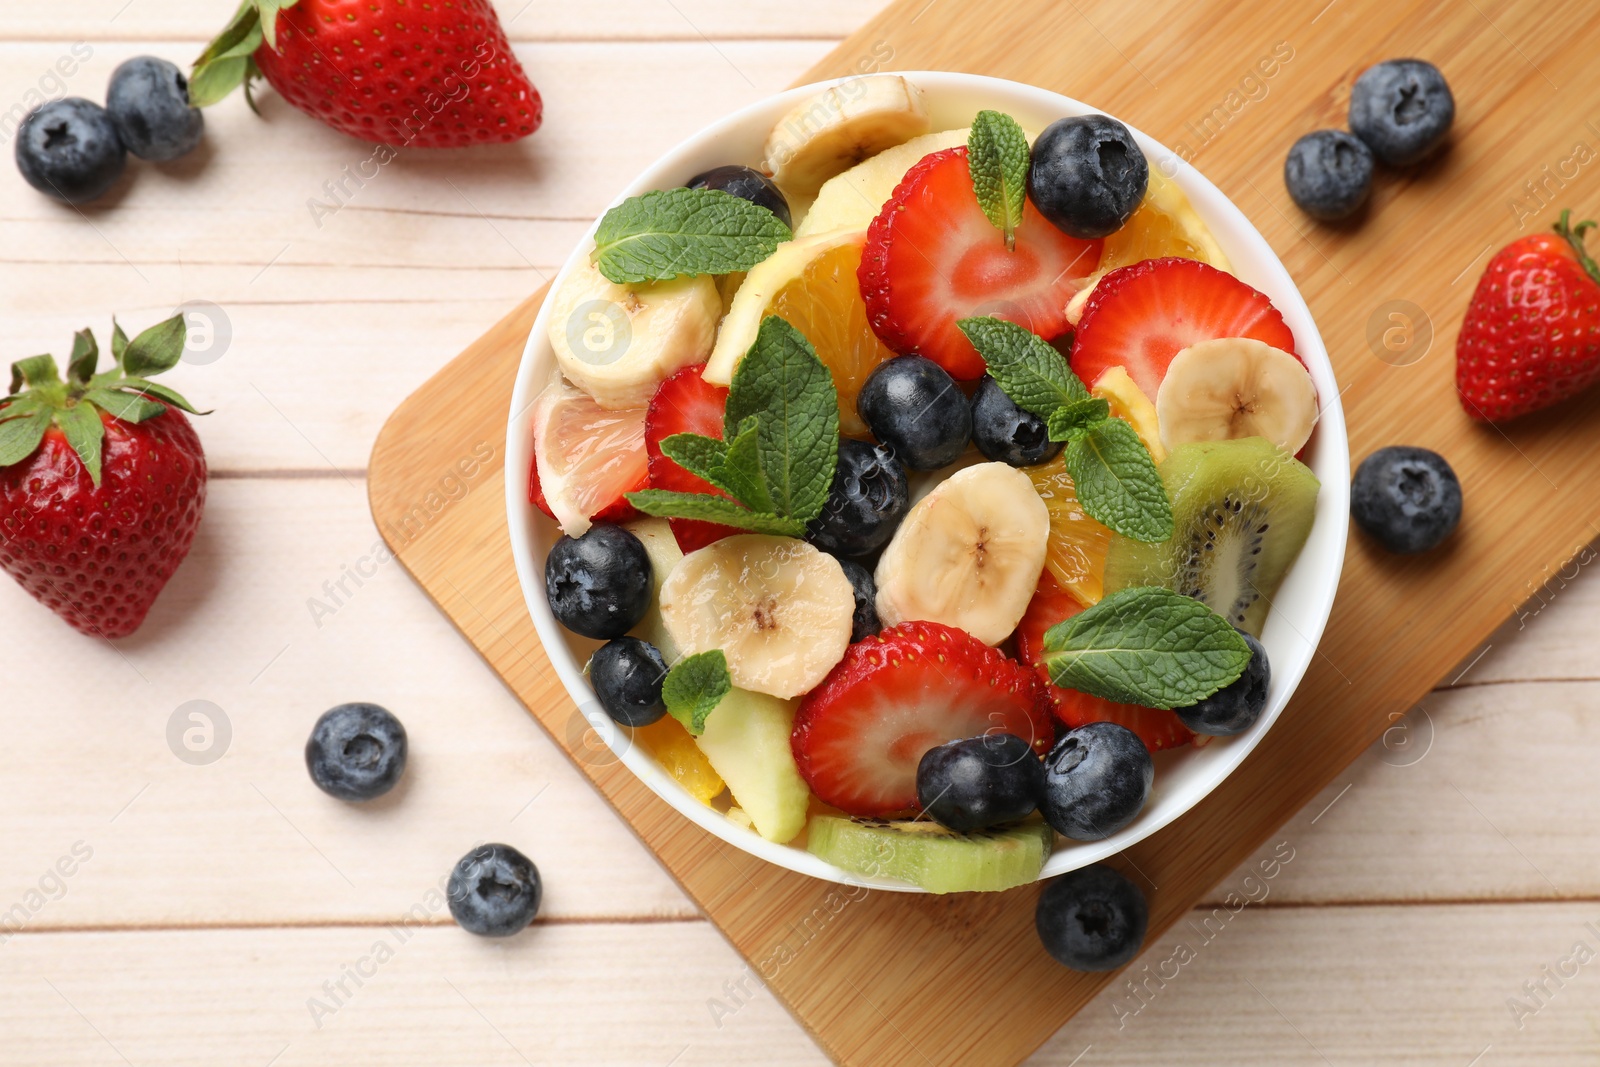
[504,70,1350,892]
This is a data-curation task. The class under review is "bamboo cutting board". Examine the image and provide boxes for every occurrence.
[368,1,1600,1063]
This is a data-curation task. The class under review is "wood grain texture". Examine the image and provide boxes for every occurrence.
[367,1,1600,1064]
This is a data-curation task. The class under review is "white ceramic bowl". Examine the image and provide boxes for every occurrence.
[506,72,1349,891]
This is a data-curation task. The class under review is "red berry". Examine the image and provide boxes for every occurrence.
[1070,257,1298,398]
[644,364,740,552]
[0,411,206,639]
[858,147,1102,380]
[1012,575,1195,753]
[791,621,1054,818]
[1456,217,1600,422]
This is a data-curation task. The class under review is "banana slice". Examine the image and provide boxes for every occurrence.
[659,535,855,700]
[874,463,1050,646]
[1155,337,1319,454]
[704,228,864,386]
[763,76,932,200]
[547,255,720,410]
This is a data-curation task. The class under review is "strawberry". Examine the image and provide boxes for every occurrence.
[1070,257,1299,400]
[1012,575,1196,753]
[791,620,1054,818]
[858,147,1102,380]
[0,316,206,639]
[644,364,740,553]
[192,0,541,149]
[1456,211,1600,422]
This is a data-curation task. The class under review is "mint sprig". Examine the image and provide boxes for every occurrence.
[626,316,838,535]
[1041,587,1251,709]
[592,188,793,284]
[957,317,1173,542]
[663,650,732,735]
[968,111,1030,251]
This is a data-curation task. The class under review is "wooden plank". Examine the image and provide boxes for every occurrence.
[0,479,694,926]
[4,906,1600,1066]
[0,1,870,41]
[367,1,1600,1063]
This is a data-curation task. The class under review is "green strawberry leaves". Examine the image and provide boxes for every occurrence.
[1041,587,1252,709]
[1,314,207,487]
[968,110,1031,251]
[592,188,793,284]
[626,316,838,535]
[957,316,1173,542]
[662,650,732,736]
[190,0,302,109]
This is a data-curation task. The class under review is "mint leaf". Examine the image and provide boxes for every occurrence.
[0,408,49,467]
[717,416,772,513]
[121,314,188,378]
[662,650,732,736]
[968,110,1030,250]
[660,433,728,487]
[592,188,792,284]
[1065,418,1173,542]
[956,317,1088,417]
[624,489,805,537]
[1047,397,1110,441]
[1041,587,1251,709]
[56,402,105,487]
[724,316,838,524]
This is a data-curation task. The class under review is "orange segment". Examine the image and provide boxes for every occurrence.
[635,717,725,805]
[767,239,895,437]
[1098,168,1230,274]
[1028,455,1114,605]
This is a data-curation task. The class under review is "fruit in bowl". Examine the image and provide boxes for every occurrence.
[507,73,1348,901]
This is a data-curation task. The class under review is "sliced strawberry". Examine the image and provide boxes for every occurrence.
[1071,257,1299,400]
[1013,574,1196,753]
[644,364,741,553]
[858,147,1103,380]
[529,378,646,533]
[791,621,1054,818]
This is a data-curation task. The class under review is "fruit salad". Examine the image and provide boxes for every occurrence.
[530,76,1323,894]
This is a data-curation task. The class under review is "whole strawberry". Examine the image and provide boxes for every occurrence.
[190,0,541,148]
[1457,210,1600,422]
[0,316,206,638]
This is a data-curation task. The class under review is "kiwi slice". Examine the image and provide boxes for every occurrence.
[1104,437,1319,636]
[806,815,1053,894]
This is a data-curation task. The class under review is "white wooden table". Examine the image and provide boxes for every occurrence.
[3,4,1597,1063]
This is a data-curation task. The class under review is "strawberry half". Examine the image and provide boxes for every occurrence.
[858,147,1103,380]
[1070,257,1299,400]
[644,364,740,553]
[791,621,1054,818]
[1012,575,1196,753]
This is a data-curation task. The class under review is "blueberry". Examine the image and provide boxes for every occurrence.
[106,56,205,162]
[1028,114,1149,240]
[305,703,408,801]
[1177,629,1270,736]
[837,558,881,643]
[590,637,668,727]
[448,843,542,937]
[1348,59,1454,167]
[1350,445,1462,554]
[806,438,910,556]
[970,375,1064,467]
[544,523,653,639]
[857,356,972,471]
[1039,721,1152,840]
[1036,864,1148,971]
[916,733,1043,832]
[687,164,792,230]
[1284,130,1373,221]
[15,98,126,204]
